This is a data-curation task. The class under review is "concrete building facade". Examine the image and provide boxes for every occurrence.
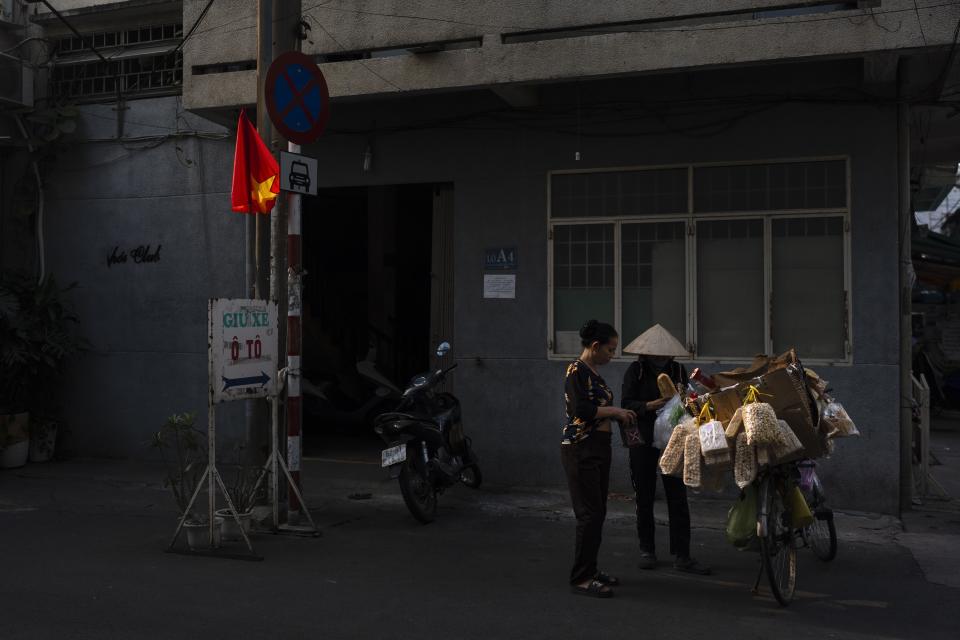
[4,0,960,514]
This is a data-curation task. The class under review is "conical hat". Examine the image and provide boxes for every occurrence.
[623,324,689,357]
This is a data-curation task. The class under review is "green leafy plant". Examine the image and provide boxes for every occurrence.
[0,270,86,415]
[151,413,207,523]
[221,442,263,514]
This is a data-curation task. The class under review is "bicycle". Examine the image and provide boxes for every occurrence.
[798,460,837,562]
[753,463,801,606]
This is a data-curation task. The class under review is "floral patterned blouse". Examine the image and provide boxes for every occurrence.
[561,359,614,444]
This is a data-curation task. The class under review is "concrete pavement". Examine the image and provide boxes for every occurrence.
[1,453,958,640]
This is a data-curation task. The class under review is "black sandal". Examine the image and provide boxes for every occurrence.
[596,571,620,586]
[570,579,613,598]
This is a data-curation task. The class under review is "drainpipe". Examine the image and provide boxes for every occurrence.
[14,115,44,283]
[897,60,913,515]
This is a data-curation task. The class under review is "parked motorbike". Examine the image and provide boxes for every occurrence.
[374,341,481,523]
[302,340,403,434]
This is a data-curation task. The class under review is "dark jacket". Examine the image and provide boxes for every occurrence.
[621,358,689,445]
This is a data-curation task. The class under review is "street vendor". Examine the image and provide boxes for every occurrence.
[621,324,711,575]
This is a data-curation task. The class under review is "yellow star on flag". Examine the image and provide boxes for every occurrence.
[250,174,278,211]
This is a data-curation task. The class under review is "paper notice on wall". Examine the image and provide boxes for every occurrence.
[483,274,516,299]
[941,320,960,361]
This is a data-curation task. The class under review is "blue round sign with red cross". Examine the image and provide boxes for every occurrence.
[265,51,330,145]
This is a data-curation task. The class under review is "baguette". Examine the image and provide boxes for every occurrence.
[657,373,678,399]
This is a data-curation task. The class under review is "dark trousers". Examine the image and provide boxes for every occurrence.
[561,432,612,585]
[628,444,691,558]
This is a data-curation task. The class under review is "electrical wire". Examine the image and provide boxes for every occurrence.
[50,130,231,173]
[304,14,402,91]
[172,0,216,53]
[0,36,52,56]
[915,0,932,45]
[186,0,339,41]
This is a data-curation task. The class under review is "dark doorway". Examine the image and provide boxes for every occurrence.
[301,184,437,456]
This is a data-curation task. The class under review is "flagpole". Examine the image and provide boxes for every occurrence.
[255,0,273,301]
[243,110,255,287]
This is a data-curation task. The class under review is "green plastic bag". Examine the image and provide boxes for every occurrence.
[726,485,758,549]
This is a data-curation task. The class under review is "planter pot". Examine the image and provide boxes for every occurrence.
[0,412,30,469]
[29,421,57,463]
[216,509,253,541]
[183,518,224,550]
[0,411,28,445]
[0,440,29,469]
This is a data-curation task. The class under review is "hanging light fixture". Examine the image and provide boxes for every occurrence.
[362,138,373,172]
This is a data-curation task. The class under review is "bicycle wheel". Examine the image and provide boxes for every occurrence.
[804,509,837,562]
[758,475,798,606]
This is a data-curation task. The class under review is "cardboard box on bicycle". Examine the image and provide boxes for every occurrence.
[700,367,827,460]
[755,368,828,460]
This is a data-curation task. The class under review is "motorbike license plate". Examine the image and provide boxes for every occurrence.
[381,444,407,467]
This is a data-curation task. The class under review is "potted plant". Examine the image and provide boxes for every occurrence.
[28,418,58,463]
[217,449,262,541]
[151,412,222,549]
[0,271,85,467]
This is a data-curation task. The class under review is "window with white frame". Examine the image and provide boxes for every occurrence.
[549,159,850,361]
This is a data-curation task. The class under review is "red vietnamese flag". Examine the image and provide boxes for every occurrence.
[231,109,280,214]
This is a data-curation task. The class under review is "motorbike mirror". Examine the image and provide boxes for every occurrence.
[436,341,451,357]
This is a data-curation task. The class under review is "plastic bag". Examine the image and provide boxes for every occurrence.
[659,424,688,477]
[798,463,820,494]
[787,485,815,528]
[683,433,703,489]
[653,395,686,449]
[757,445,773,466]
[822,401,859,438]
[740,385,784,447]
[699,419,728,454]
[734,432,757,489]
[704,445,733,468]
[771,420,804,461]
[743,403,783,446]
[726,485,758,548]
[701,463,729,493]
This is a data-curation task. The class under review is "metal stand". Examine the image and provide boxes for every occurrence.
[260,391,319,535]
[168,297,319,558]
[167,400,262,559]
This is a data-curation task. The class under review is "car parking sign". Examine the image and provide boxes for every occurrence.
[280,151,318,196]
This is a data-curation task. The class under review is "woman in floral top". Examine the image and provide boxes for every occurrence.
[561,320,637,598]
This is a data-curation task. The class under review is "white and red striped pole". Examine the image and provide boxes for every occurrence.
[286,141,303,520]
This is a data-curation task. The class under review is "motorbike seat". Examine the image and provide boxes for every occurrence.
[376,412,419,423]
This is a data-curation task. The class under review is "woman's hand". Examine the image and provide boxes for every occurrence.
[645,398,668,412]
[616,408,638,424]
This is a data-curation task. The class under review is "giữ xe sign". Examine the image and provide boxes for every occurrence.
[209,298,278,404]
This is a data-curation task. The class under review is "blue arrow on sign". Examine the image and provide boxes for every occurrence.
[222,371,270,391]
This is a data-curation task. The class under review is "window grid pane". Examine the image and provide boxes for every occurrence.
[693,160,846,213]
[772,216,846,359]
[551,168,688,218]
[621,222,687,348]
[695,219,765,357]
[554,224,615,354]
